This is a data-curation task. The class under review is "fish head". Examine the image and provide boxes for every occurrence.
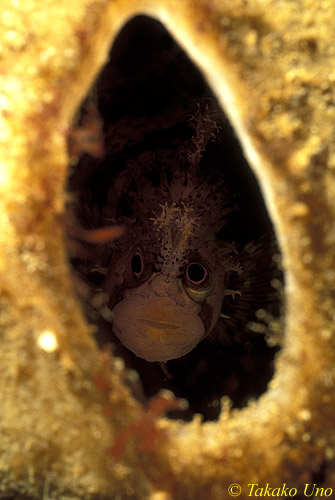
[108,242,230,362]
[101,141,239,362]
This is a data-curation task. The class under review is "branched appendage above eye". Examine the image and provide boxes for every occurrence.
[183,102,220,168]
[149,201,199,272]
[150,202,184,232]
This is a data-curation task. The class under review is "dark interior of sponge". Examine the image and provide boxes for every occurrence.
[68,15,284,421]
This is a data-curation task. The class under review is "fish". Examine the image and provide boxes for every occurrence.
[69,104,283,363]
[103,176,239,362]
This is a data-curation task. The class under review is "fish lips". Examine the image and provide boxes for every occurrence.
[111,295,205,362]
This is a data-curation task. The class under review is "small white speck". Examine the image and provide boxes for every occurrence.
[37,330,58,352]
[298,409,311,421]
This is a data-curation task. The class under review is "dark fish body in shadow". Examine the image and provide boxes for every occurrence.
[67,15,284,420]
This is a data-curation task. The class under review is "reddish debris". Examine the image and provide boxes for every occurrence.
[109,393,184,461]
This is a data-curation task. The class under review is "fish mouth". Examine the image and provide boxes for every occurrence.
[111,295,205,362]
[138,318,180,330]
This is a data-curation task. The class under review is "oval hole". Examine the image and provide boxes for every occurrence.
[67,15,284,421]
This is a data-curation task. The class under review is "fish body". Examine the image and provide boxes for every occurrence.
[97,109,240,361]
[71,105,281,364]
[102,154,240,361]
[68,21,283,414]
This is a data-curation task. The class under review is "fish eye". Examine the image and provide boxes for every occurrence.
[184,260,214,302]
[130,251,144,277]
[186,262,208,286]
